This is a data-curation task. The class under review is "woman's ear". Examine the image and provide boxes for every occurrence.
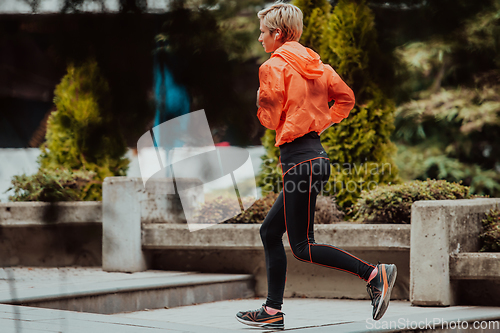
[274,28,282,40]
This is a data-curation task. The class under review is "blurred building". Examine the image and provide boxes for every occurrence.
[0,0,178,148]
[0,1,263,148]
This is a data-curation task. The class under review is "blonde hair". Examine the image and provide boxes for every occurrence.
[258,2,303,43]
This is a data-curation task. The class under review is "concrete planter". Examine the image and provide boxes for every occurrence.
[0,202,102,266]
[143,223,411,300]
[410,198,500,306]
[0,197,411,300]
[3,177,500,305]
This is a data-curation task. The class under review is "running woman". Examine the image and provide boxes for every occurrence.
[235,3,397,330]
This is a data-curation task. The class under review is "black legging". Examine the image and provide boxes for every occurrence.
[260,132,376,310]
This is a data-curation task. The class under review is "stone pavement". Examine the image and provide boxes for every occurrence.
[0,267,500,332]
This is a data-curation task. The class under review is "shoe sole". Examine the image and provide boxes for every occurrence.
[374,264,397,321]
[236,315,284,330]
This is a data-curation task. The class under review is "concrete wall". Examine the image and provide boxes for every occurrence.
[0,198,411,301]
[410,198,500,306]
[149,248,409,301]
[102,177,204,272]
[0,202,102,266]
[143,223,411,300]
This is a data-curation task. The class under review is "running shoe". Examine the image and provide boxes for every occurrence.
[367,263,397,321]
[236,304,284,329]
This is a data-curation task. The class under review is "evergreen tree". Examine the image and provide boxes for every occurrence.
[257,0,399,212]
[319,0,399,210]
[38,58,129,200]
[292,0,331,52]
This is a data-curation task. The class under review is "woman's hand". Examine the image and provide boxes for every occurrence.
[256,88,260,108]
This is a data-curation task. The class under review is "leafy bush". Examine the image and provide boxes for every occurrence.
[479,208,500,252]
[351,179,478,224]
[395,142,500,198]
[7,168,98,202]
[37,57,129,201]
[393,84,500,198]
[192,192,344,224]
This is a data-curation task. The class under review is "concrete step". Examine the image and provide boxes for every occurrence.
[0,268,254,314]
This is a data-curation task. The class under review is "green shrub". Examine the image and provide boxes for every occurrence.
[192,192,344,224]
[479,208,500,252]
[7,168,97,202]
[393,85,500,198]
[351,179,478,224]
[37,57,129,201]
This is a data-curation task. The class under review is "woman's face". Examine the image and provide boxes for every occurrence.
[259,21,280,53]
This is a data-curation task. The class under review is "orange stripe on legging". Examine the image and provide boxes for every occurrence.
[282,157,319,264]
[311,243,376,270]
[308,160,312,263]
[282,157,320,261]
[304,257,366,279]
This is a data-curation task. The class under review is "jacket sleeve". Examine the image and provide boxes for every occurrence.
[327,66,355,123]
[257,62,285,130]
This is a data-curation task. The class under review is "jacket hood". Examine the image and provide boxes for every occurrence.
[272,41,324,79]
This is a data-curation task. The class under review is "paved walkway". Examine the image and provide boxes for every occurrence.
[119,298,500,332]
[2,298,500,332]
[0,267,499,332]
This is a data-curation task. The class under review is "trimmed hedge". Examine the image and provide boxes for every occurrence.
[351,179,479,224]
[480,208,500,252]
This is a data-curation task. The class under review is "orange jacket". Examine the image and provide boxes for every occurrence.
[257,41,355,147]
